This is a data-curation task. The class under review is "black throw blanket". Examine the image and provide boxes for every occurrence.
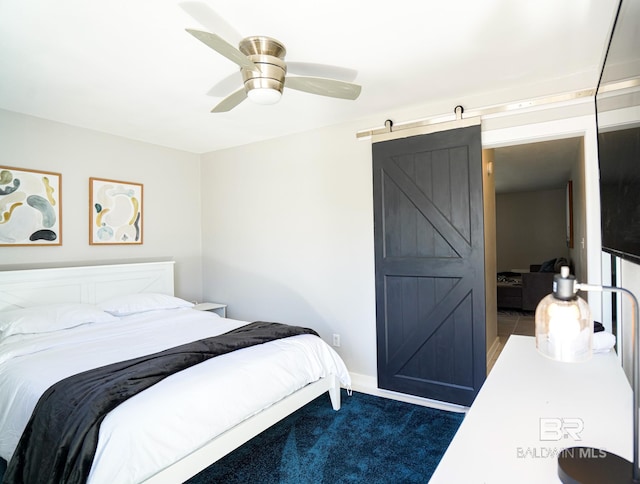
[3,321,318,484]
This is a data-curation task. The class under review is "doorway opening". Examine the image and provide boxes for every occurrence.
[486,136,585,372]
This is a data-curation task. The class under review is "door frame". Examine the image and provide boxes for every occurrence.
[482,114,602,324]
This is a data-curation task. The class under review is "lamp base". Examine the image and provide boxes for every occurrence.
[558,447,637,483]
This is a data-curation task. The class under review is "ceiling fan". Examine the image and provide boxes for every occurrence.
[179,2,362,112]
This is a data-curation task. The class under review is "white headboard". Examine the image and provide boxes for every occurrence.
[0,261,175,311]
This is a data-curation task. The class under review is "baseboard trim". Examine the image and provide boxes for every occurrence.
[486,336,501,363]
[347,372,468,413]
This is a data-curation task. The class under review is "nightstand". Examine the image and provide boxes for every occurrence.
[193,302,227,318]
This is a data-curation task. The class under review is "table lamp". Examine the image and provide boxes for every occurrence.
[535,266,639,483]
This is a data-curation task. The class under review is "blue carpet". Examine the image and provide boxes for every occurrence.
[0,390,463,483]
[187,390,464,484]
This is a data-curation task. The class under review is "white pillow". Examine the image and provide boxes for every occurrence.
[0,303,118,340]
[98,293,194,316]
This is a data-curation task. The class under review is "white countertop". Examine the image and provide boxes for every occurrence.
[430,335,632,483]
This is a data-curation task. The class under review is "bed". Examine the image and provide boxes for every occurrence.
[0,261,351,483]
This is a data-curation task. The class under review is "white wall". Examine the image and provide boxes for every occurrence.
[569,139,588,283]
[200,100,605,387]
[496,189,568,272]
[200,122,377,377]
[1,98,619,394]
[0,109,204,301]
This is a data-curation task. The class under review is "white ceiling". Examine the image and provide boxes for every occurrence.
[493,137,582,194]
[0,0,619,154]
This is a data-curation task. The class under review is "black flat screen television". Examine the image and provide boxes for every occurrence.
[595,0,640,265]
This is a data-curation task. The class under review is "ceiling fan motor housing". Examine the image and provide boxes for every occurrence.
[182,5,362,112]
[239,36,287,95]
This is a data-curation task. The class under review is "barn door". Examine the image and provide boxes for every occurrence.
[372,124,486,406]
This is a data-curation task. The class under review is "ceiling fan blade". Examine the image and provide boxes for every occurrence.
[206,71,242,97]
[186,28,258,71]
[287,62,358,82]
[285,76,362,100]
[179,1,243,47]
[211,88,247,113]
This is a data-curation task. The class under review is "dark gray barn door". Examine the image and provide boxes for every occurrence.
[373,125,486,406]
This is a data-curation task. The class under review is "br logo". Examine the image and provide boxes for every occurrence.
[539,418,584,441]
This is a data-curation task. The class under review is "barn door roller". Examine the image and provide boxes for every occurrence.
[364,105,480,144]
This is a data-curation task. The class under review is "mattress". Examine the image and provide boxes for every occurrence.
[0,306,351,483]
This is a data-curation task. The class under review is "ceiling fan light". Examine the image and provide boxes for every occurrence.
[247,88,282,105]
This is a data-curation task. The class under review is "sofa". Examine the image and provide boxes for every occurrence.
[497,258,569,311]
[521,268,555,311]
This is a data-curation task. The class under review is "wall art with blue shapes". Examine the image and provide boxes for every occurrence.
[90,177,143,245]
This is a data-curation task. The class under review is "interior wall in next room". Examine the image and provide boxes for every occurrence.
[496,188,569,272]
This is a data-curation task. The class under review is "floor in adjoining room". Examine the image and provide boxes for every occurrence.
[488,310,535,373]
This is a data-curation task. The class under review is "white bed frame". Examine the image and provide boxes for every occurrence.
[0,261,175,310]
[0,260,342,483]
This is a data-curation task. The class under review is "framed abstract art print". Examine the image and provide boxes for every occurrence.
[0,166,62,246]
[90,177,143,245]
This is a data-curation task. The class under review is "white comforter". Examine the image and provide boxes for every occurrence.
[0,308,351,483]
